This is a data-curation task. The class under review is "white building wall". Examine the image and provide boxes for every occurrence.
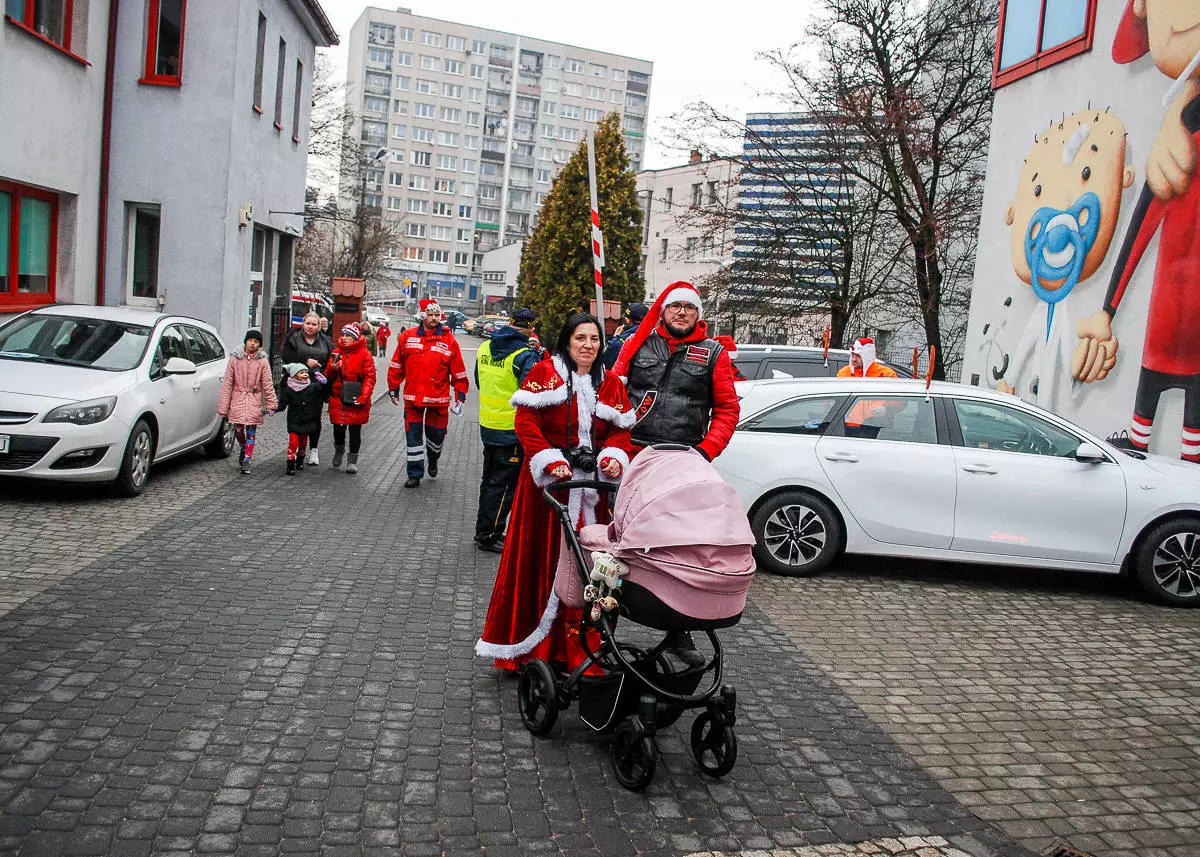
[965,0,1191,455]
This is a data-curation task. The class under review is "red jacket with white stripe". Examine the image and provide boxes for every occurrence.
[386,324,469,408]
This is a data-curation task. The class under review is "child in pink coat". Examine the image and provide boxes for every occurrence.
[217,329,279,474]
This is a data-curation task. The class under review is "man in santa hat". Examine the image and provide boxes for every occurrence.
[611,280,740,667]
[387,299,469,488]
[836,337,899,379]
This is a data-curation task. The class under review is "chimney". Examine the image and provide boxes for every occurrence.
[689,149,702,164]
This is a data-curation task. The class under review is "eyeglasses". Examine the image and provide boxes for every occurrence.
[665,302,698,314]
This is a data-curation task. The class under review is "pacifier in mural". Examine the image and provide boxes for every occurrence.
[1024,192,1102,305]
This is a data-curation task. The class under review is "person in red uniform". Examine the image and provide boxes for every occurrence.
[475,313,635,672]
[611,281,739,666]
[376,321,391,358]
[325,323,376,474]
[387,299,470,487]
[1075,0,1200,462]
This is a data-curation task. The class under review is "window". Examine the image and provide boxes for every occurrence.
[538,101,554,116]
[429,249,450,263]
[252,12,267,111]
[368,21,394,45]
[953,400,1083,457]
[408,174,430,190]
[470,63,484,79]
[584,107,602,123]
[707,181,719,205]
[563,82,583,97]
[440,107,462,122]
[463,134,480,148]
[461,158,476,172]
[365,71,391,94]
[420,30,441,47]
[399,26,413,41]
[437,130,459,146]
[273,38,287,128]
[292,59,303,142]
[841,396,937,444]
[543,78,559,93]
[433,178,455,194]
[436,154,458,170]
[610,90,623,104]
[538,146,553,160]
[363,94,389,112]
[415,78,436,94]
[142,0,186,85]
[691,183,702,206]
[411,151,432,167]
[554,149,571,163]
[443,81,463,98]
[389,171,403,186]
[414,102,435,117]
[444,58,464,75]
[458,204,472,218]
[447,35,466,51]
[685,237,698,260]
[396,51,412,66]
[182,326,222,364]
[558,127,580,143]
[559,104,579,119]
[419,54,437,71]
[548,54,562,70]
[393,99,408,114]
[537,168,551,183]
[658,238,668,262]
[994,0,1097,88]
[368,46,392,69]
[478,185,499,201]
[123,204,160,303]
[432,201,453,217]
[626,93,647,111]
[388,197,403,211]
[0,181,57,306]
[466,110,481,126]
[541,123,555,138]
[743,397,843,435]
[611,68,625,82]
[472,39,486,53]
[586,86,604,101]
[468,87,482,103]
[589,63,606,77]
[431,225,453,241]
[407,199,429,214]
[458,181,476,197]
[565,58,584,73]
[457,228,472,242]
[454,251,469,266]
[406,222,426,237]
[535,192,548,205]
[411,126,432,141]
[664,187,673,208]
[395,75,410,90]
[7,0,74,52]
[403,247,424,261]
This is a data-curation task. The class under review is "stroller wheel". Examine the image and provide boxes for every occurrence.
[691,711,737,778]
[610,718,658,791]
[517,659,560,736]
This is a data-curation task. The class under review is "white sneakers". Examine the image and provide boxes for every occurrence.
[306,448,319,466]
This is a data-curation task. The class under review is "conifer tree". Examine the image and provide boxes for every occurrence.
[517,113,644,344]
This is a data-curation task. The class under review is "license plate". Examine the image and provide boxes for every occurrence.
[0,435,8,454]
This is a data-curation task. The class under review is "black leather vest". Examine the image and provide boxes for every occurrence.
[626,334,721,448]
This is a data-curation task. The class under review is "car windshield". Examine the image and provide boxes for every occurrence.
[0,315,153,371]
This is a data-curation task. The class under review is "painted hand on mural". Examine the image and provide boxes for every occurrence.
[1147,82,1200,200]
[1072,310,1120,383]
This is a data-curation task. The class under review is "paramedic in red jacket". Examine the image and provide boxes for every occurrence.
[388,299,470,487]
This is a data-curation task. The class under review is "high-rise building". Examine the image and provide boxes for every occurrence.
[346,7,653,308]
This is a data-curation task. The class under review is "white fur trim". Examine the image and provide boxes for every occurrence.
[597,446,629,482]
[661,286,703,315]
[529,447,567,486]
[510,384,569,409]
[595,400,636,428]
[475,593,560,660]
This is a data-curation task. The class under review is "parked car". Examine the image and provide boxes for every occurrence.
[472,315,510,337]
[0,305,235,497]
[363,305,390,326]
[731,344,908,381]
[715,376,1200,606]
[443,310,468,330]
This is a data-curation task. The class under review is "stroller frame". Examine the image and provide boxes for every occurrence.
[516,476,739,792]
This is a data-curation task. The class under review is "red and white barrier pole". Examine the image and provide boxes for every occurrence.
[586,128,606,347]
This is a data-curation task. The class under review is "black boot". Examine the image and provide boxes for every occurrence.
[295,456,305,472]
[428,456,439,478]
[332,446,344,468]
[404,476,420,488]
[286,460,296,476]
[664,630,705,669]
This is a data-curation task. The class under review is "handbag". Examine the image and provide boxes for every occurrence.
[341,380,364,405]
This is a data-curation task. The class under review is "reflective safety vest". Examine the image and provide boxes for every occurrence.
[477,340,528,431]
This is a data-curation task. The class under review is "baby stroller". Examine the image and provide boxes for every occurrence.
[517,445,757,791]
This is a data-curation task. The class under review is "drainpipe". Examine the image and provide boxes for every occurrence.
[96,0,119,306]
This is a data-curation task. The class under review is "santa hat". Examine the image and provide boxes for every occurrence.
[1112,0,1149,64]
[610,281,704,379]
[418,299,443,318]
[341,322,362,341]
[850,337,877,373]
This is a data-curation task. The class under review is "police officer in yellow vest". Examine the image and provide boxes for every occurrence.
[473,308,543,553]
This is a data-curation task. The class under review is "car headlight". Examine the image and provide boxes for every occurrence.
[43,396,118,425]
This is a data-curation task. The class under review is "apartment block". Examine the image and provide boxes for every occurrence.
[345,6,653,308]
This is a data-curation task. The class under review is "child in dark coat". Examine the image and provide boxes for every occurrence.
[277,363,328,475]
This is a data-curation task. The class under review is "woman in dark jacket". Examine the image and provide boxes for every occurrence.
[280,312,332,465]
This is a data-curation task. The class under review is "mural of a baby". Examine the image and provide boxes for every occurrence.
[996,109,1135,407]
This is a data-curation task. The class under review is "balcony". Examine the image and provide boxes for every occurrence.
[518,83,541,96]
[480,149,506,162]
[514,108,538,121]
[626,80,649,94]
[508,177,532,190]
[488,55,512,68]
[510,152,534,167]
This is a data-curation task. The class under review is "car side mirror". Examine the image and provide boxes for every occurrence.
[163,357,198,375]
[1075,441,1106,463]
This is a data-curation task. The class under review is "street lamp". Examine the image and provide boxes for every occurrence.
[353,146,389,281]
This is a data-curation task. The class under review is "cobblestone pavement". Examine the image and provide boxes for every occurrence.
[0,334,1184,857]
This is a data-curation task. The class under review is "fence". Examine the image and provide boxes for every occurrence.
[879,344,962,383]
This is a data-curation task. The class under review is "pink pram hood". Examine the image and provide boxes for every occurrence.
[557,447,757,622]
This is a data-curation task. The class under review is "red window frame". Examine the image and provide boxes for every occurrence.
[992,0,1098,89]
[0,180,59,311]
[4,0,89,65]
[140,0,187,87]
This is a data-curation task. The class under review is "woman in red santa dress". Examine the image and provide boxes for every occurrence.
[475,313,636,672]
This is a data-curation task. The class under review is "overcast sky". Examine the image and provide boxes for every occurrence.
[317,1,818,169]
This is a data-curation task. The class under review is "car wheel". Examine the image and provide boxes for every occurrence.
[204,418,235,459]
[1133,517,1200,607]
[750,490,842,577]
[114,419,155,497]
